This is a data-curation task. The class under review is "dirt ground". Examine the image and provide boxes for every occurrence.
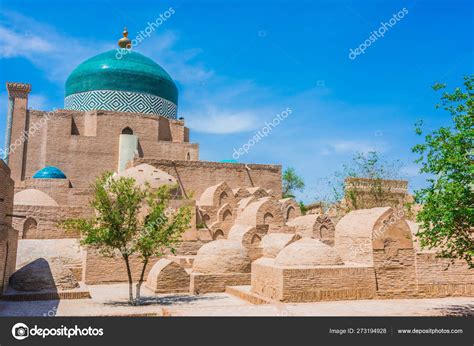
[1,284,473,317]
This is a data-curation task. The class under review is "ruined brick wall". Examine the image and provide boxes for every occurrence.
[12,205,92,239]
[415,253,474,297]
[372,218,418,298]
[373,248,418,298]
[134,159,282,200]
[0,160,18,292]
[343,178,409,211]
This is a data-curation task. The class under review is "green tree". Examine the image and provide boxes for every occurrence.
[412,75,474,267]
[325,151,402,209]
[62,173,192,305]
[134,185,191,302]
[282,167,305,198]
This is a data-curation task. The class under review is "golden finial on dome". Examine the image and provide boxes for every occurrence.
[118,27,132,49]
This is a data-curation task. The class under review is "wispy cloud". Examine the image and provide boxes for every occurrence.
[0,13,269,134]
[326,139,383,154]
[186,106,261,134]
[0,26,54,58]
[139,32,215,86]
[140,33,277,134]
[0,11,110,82]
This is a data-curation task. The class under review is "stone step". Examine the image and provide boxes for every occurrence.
[225,285,273,305]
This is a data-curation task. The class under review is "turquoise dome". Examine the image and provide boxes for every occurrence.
[33,166,67,179]
[64,50,178,118]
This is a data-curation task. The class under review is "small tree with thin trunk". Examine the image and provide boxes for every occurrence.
[61,172,191,305]
[134,185,191,302]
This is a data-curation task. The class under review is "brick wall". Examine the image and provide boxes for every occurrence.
[83,241,205,284]
[15,179,91,207]
[415,252,474,297]
[15,109,198,189]
[251,259,376,302]
[12,205,91,239]
[0,160,17,292]
[373,248,418,298]
[190,272,250,294]
[134,159,282,200]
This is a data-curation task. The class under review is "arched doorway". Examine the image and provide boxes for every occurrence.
[22,218,37,239]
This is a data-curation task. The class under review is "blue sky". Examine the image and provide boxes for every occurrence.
[0,0,472,202]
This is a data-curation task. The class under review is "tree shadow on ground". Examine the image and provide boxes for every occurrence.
[104,294,225,307]
[433,304,474,316]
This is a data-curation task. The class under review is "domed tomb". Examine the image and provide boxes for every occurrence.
[14,189,59,207]
[192,240,251,274]
[274,238,344,267]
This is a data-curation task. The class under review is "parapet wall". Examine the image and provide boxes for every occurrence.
[134,159,282,199]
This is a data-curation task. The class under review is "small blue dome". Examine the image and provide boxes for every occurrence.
[33,166,67,179]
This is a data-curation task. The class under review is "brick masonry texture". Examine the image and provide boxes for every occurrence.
[251,259,376,302]
[134,158,282,200]
[12,108,199,189]
[83,241,206,284]
[13,205,90,239]
[190,273,251,294]
[0,160,17,292]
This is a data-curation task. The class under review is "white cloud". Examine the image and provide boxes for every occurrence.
[0,12,278,135]
[0,26,54,58]
[186,106,261,134]
[139,32,214,86]
[0,11,110,82]
[329,140,379,154]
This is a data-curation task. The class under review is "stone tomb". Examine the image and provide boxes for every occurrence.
[251,238,376,302]
[146,259,190,294]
